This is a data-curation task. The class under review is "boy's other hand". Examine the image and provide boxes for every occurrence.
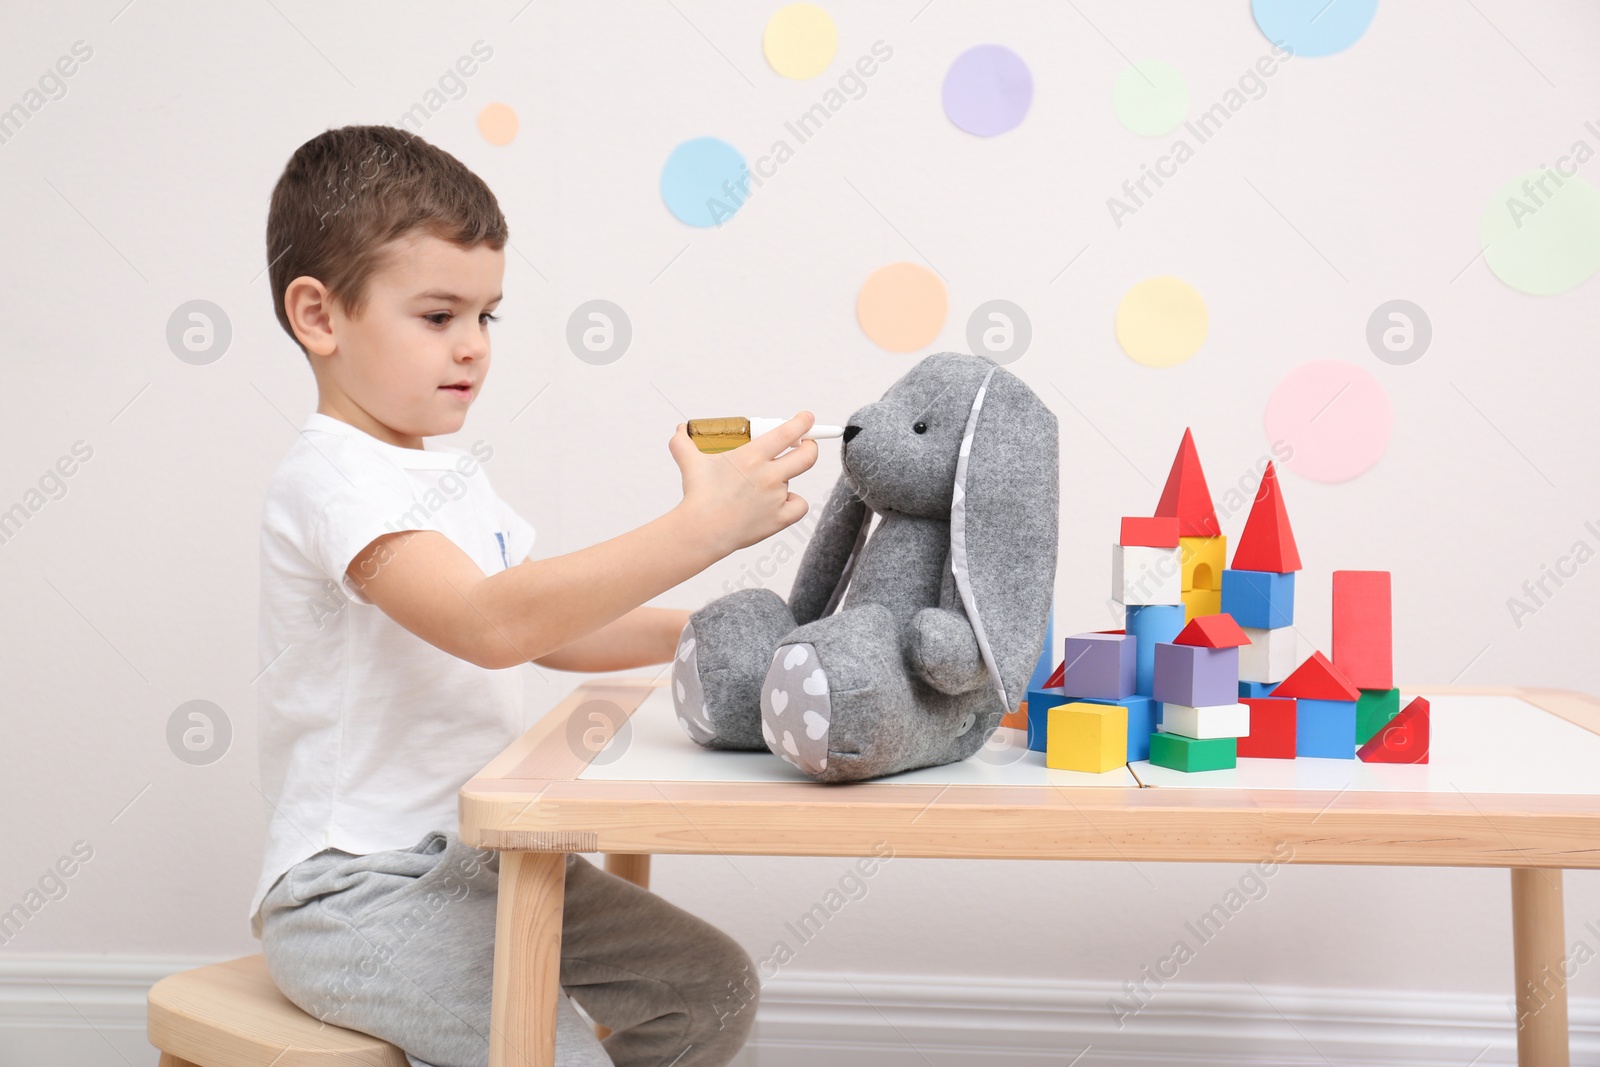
[668,410,818,556]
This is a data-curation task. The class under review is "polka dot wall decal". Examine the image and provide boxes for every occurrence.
[857,262,947,352]
[1114,61,1189,137]
[661,137,747,228]
[477,103,519,145]
[1480,171,1600,296]
[1251,0,1378,57]
[1263,361,1393,483]
[764,3,838,80]
[942,44,1033,137]
[1115,276,1208,367]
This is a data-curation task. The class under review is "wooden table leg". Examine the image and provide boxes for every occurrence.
[491,852,567,1067]
[1511,867,1570,1067]
[595,854,653,1040]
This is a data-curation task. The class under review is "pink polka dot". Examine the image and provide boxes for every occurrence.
[1263,361,1392,483]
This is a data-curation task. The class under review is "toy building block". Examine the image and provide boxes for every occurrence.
[1060,633,1137,700]
[1073,694,1159,762]
[1026,686,1064,752]
[1238,625,1298,684]
[1148,732,1236,772]
[1001,703,1028,731]
[1357,696,1429,764]
[1221,569,1296,629]
[1295,698,1358,759]
[1155,428,1221,537]
[1112,544,1183,605]
[1332,570,1393,690]
[1158,701,1250,740]
[1047,702,1128,774]
[1236,697,1296,758]
[1126,604,1185,695]
[1182,587,1221,621]
[1152,642,1239,708]
[1273,650,1361,703]
[1356,687,1401,745]
[1239,680,1279,698]
[1179,536,1226,592]
[1231,461,1302,572]
[1173,613,1251,649]
[1120,515,1180,548]
[1043,659,1065,689]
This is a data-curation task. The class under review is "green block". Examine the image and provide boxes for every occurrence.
[1356,687,1401,745]
[1148,732,1236,772]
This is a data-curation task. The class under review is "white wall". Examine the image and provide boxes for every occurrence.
[3,0,1598,1058]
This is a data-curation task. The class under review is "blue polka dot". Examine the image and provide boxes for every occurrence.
[1252,0,1379,58]
[660,137,747,228]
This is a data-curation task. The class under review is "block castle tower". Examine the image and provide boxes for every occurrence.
[1155,428,1225,622]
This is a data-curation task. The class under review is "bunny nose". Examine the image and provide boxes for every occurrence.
[842,425,862,443]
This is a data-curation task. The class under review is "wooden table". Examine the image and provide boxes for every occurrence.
[460,680,1600,1067]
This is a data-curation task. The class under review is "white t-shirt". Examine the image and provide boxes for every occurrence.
[248,412,536,938]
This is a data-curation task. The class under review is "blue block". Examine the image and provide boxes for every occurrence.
[1027,686,1065,752]
[1075,695,1159,762]
[1296,698,1357,758]
[1221,569,1295,629]
[1239,680,1280,698]
[1026,607,1056,693]
[1126,604,1185,696]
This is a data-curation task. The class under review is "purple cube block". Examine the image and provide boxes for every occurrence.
[1152,643,1238,707]
[1060,633,1137,700]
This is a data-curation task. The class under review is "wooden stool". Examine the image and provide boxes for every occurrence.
[146,954,406,1066]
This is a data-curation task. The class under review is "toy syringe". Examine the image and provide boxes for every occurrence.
[686,416,846,454]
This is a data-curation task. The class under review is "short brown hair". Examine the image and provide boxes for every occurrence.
[266,125,508,351]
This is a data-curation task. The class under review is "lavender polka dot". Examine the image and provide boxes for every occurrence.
[942,45,1033,137]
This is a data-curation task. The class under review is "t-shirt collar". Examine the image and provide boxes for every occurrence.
[302,412,465,470]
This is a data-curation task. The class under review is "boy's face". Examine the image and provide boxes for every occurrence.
[315,231,505,449]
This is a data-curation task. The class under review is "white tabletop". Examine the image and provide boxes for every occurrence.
[576,688,1600,795]
[579,685,1139,787]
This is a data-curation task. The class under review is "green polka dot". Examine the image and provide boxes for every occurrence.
[1480,171,1600,296]
[1114,61,1188,138]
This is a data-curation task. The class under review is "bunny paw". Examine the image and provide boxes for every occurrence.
[761,642,832,775]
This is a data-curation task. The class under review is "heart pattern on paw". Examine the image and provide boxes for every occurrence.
[760,641,833,777]
[670,621,717,745]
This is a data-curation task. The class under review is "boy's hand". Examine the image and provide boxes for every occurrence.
[668,410,819,556]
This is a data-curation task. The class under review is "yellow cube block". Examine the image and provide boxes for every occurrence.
[1179,535,1226,592]
[1046,702,1127,773]
[1183,586,1222,622]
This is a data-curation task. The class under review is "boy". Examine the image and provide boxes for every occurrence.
[251,124,817,1067]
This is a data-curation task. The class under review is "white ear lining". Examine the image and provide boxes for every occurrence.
[822,500,873,617]
[950,366,1008,710]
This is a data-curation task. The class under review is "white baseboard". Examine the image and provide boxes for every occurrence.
[1,955,1594,1067]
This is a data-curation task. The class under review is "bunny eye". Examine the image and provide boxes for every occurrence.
[913,420,927,434]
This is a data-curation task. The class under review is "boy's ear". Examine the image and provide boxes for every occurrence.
[283,275,338,357]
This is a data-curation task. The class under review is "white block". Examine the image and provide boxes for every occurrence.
[1158,702,1251,739]
[1111,544,1182,606]
[1238,625,1298,682]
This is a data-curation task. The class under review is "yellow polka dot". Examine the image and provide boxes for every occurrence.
[477,103,519,146]
[1116,276,1208,367]
[857,263,947,353]
[763,4,838,80]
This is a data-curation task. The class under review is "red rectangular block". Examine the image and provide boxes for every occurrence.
[1121,516,1181,548]
[1332,570,1392,690]
[1236,696,1296,758]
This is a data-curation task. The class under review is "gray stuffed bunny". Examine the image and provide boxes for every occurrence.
[671,351,1059,783]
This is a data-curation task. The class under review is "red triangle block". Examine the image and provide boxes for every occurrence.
[1173,613,1252,649]
[1154,428,1220,537]
[1231,462,1302,572]
[1044,659,1064,689]
[1357,696,1429,763]
[1273,651,1361,702]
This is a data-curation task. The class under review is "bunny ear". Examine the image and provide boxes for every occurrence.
[949,364,1059,712]
[789,474,873,625]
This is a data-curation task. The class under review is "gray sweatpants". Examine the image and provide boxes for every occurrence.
[259,829,759,1067]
